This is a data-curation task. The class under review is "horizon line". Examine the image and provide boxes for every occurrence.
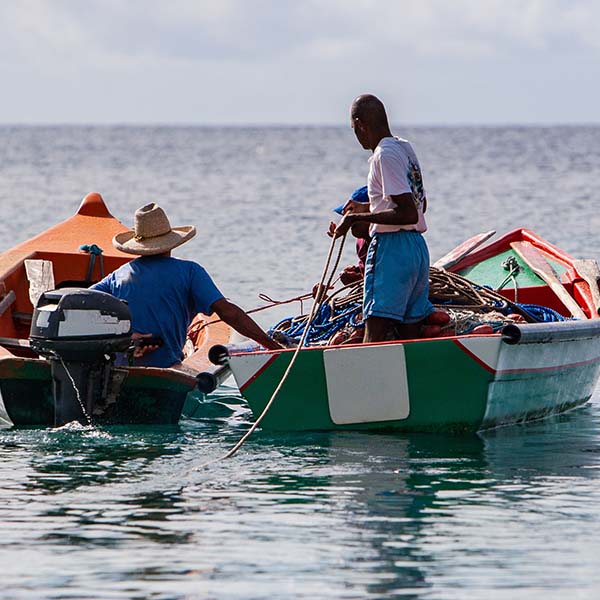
[0,121,599,128]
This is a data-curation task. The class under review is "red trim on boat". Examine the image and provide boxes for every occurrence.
[240,355,279,392]
[452,228,575,273]
[453,338,498,373]
[454,337,600,375]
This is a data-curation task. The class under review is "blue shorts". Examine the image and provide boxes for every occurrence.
[363,230,434,323]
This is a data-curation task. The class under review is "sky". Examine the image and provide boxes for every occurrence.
[1,0,599,125]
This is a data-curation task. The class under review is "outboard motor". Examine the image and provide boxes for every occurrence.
[29,288,132,426]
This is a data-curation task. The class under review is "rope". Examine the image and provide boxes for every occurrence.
[428,267,541,323]
[518,303,567,322]
[80,244,105,284]
[314,235,347,306]
[256,292,313,316]
[56,354,94,427]
[497,255,521,302]
[186,292,315,343]
[269,281,363,345]
[270,266,571,344]
[197,232,347,468]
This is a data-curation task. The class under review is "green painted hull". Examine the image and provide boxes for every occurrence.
[230,322,600,432]
[0,358,195,427]
[241,340,490,432]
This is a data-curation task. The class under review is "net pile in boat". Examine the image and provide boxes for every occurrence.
[269,267,566,346]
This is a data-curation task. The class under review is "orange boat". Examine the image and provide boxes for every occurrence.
[0,193,230,427]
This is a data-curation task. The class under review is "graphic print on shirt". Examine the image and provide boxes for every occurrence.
[407,158,425,210]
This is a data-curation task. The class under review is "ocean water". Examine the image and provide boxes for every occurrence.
[0,125,600,599]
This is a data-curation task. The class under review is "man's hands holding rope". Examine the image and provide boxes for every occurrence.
[332,199,370,238]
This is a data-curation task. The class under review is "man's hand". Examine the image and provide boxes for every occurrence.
[212,298,284,351]
[340,265,362,285]
[131,332,161,358]
[326,221,337,238]
[312,282,333,301]
[342,199,370,215]
[334,213,356,238]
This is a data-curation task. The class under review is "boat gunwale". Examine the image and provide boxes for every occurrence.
[450,227,578,273]
[229,318,600,363]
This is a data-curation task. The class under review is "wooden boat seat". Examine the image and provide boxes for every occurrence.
[12,311,32,324]
[0,290,16,317]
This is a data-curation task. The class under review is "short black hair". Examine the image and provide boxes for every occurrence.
[351,94,389,128]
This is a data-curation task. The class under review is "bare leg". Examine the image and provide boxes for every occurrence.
[364,316,395,343]
[392,322,422,341]
[364,317,423,343]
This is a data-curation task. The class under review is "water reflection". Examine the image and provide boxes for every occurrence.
[0,392,599,598]
[40,488,192,548]
[219,402,600,597]
[232,432,485,596]
[11,425,184,494]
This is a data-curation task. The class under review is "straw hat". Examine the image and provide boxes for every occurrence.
[113,203,196,256]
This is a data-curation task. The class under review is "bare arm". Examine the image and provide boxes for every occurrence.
[211,298,283,351]
[335,193,418,237]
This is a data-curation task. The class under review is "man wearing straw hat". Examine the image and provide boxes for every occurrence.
[92,203,282,368]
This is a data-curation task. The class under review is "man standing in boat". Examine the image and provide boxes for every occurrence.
[334,94,434,342]
[92,203,282,368]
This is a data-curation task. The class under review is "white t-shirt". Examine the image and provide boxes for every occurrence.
[367,136,427,235]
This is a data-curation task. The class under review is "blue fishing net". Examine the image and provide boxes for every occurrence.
[515,303,567,322]
[269,301,362,345]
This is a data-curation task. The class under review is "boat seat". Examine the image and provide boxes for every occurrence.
[12,311,32,324]
[0,290,16,317]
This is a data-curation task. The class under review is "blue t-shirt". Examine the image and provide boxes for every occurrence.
[92,256,224,367]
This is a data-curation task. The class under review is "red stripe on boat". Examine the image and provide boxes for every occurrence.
[453,338,498,374]
[239,354,279,392]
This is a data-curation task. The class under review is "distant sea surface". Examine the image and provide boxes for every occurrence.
[0,125,599,599]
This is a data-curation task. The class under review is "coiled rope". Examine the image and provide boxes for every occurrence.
[270,266,568,345]
[269,280,363,345]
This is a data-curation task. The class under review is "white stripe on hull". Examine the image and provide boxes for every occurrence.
[324,344,410,424]
[455,336,502,372]
[482,336,600,425]
[497,337,600,374]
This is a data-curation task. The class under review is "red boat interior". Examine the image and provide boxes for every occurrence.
[452,228,599,320]
[0,193,230,371]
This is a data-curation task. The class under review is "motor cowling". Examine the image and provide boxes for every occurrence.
[29,288,132,360]
[29,288,132,426]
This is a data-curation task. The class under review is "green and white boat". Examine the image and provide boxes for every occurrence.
[221,229,600,433]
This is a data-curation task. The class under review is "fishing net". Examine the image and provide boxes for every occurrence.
[269,267,566,346]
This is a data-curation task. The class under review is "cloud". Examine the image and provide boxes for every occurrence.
[3,0,600,68]
[0,0,599,123]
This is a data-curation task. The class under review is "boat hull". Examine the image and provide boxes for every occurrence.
[0,356,198,427]
[229,319,600,432]
[226,227,600,433]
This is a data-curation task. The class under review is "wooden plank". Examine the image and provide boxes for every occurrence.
[510,241,587,319]
[433,230,496,270]
[0,291,16,317]
[573,258,600,317]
